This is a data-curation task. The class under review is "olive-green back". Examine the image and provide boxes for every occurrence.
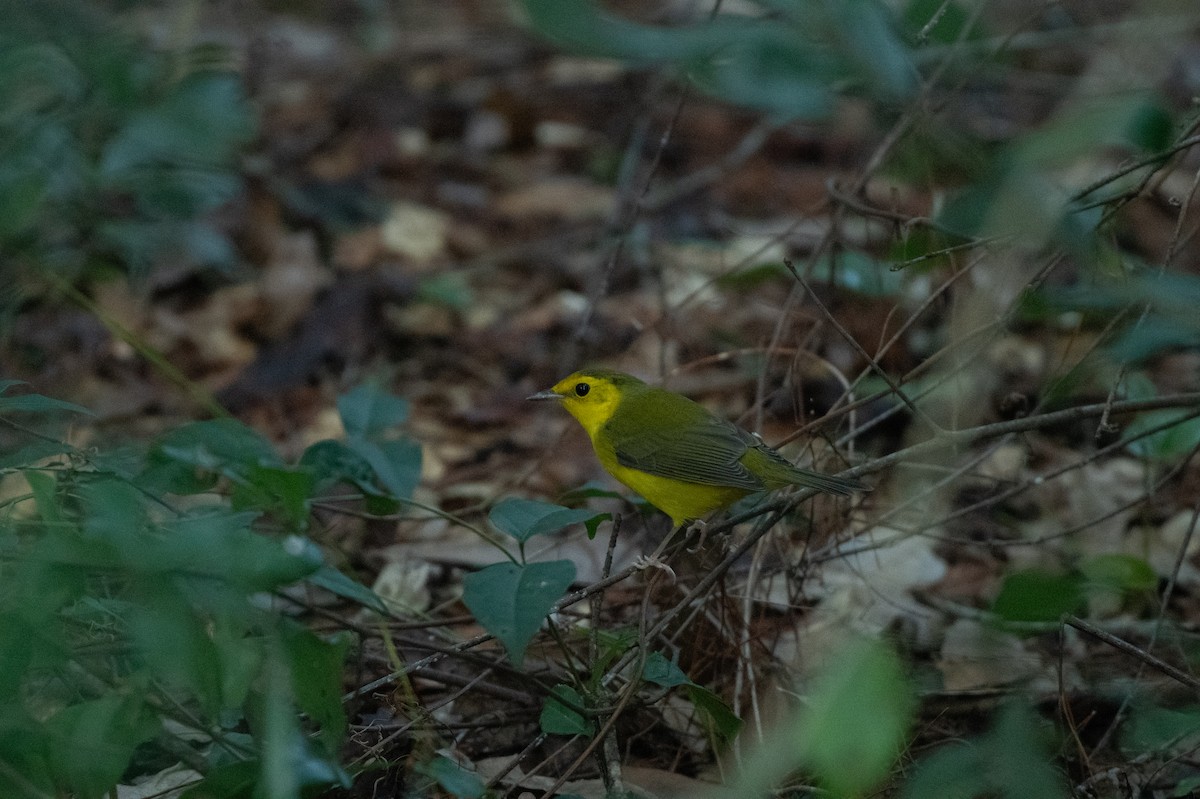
[602,383,777,490]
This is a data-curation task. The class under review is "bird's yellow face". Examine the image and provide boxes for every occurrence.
[529,372,623,437]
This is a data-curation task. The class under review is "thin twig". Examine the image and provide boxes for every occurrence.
[1063,615,1200,693]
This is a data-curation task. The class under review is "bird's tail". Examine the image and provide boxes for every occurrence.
[786,467,867,496]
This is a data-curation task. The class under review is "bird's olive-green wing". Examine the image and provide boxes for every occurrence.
[603,390,767,490]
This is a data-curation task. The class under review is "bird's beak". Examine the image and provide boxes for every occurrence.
[527,389,562,401]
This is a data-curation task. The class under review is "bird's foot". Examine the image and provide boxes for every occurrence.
[685,519,709,553]
[633,554,676,583]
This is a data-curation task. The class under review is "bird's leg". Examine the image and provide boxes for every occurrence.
[685,518,710,553]
[632,521,691,581]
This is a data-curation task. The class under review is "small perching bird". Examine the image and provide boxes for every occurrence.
[529,369,865,527]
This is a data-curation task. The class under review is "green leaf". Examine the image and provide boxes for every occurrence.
[902,703,1068,799]
[307,564,390,615]
[643,651,692,688]
[418,272,474,310]
[155,510,323,592]
[556,481,625,503]
[1127,409,1200,462]
[129,589,224,713]
[0,439,73,469]
[461,560,576,665]
[24,469,62,525]
[0,614,35,700]
[338,383,409,438]
[686,684,743,743]
[992,570,1084,624]
[280,622,350,754]
[1175,777,1200,798]
[1080,554,1156,594]
[583,512,612,540]
[828,0,917,100]
[78,477,147,543]
[416,755,486,799]
[489,498,605,543]
[686,30,836,119]
[233,464,315,529]
[798,637,914,797]
[540,684,592,737]
[300,439,382,494]
[348,437,422,500]
[148,419,281,493]
[260,649,301,799]
[901,0,980,44]
[100,73,254,175]
[817,250,906,296]
[1109,316,1200,363]
[0,388,91,416]
[0,708,54,798]
[178,760,259,799]
[1123,702,1200,753]
[45,694,158,799]
[256,647,348,797]
[210,621,263,713]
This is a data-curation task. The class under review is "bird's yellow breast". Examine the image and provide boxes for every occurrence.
[592,432,750,526]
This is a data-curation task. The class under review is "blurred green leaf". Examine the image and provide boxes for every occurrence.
[348,437,422,500]
[643,651,692,688]
[519,0,915,120]
[1080,554,1156,594]
[157,510,323,591]
[489,498,604,543]
[461,560,576,665]
[24,469,62,525]
[1123,372,1200,461]
[540,684,592,737]
[0,439,73,469]
[686,684,743,743]
[813,250,906,296]
[178,760,259,799]
[301,439,380,492]
[307,564,390,615]
[1127,409,1200,462]
[260,649,301,799]
[0,2,252,292]
[827,0,918,99]
[1017,98,1174,167]
[211,621,263,714]
[416,755,487,798]
[0,709,54,798]
[557,481,626,503]
[149,419,282,492]
[901,0,980,44]
[233,464,315,530]
[100,73,254,176]
[338,383,410,438]
[0,383,91,416]
[129,589,224,713]
[280,622,350,754]
[0,614,35,700]
[1109,316,1200,363]
[44,694,158,799]
[1124,702,1200,754]
[902,703,1068,799]
[992,570,1084,624]
[798,637,913,796]
[418,272,474,310]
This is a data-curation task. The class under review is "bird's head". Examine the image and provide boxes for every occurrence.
[527,369,643,435]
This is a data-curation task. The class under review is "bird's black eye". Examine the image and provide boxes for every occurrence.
[574,382,590,397]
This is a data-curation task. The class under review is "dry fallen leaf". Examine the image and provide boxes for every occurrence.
[494,177,615,222]
[381,200,451,266]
